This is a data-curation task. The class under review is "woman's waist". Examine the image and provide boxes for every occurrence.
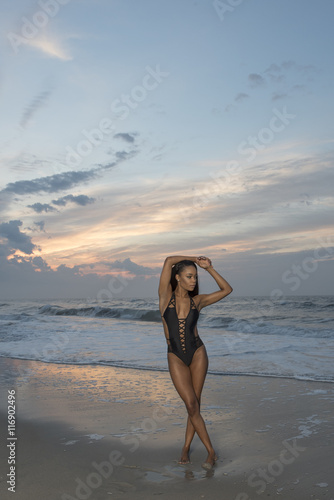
[168,330,202,342]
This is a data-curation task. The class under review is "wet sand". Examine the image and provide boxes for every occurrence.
[0,357,334,500]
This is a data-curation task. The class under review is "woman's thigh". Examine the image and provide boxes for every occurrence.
[168,353,197,406]
[189,345,208,399]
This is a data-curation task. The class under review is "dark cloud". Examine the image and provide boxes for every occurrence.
[6,254,51,274]
[101,149,137,167]
[0,220,36,255]
[1,150,138,215]
[101,160,117,168]
[264,64,285,83]
[272,92,289,101]
[0,248,333,299]
[184,154,334,238]
[248,73,265,87]
[0,253,161,299]
[34,221,45,231]
[265,61,317,84]
[266,73,285,84]
[228,60,317,108]
[264,64,281,74]
[234,93,249,102]
[32,256,51,271]
[28,203,56,213]
[107,149,137,163]
[292,84,306,92]
[224,104,236,113]
[263,60,316,97]
[281,60,305,72]
[52,194,95,207]
[20,89,52,129]
[115,151,131,161]
[2,169,98,196]
[107,258,159,276]
[113,133,137,143]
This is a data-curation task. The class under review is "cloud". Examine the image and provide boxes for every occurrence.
[98,148,138,169]
[52,194,95,207]
[113,133,137,143]
[224,104,236,113]
[281,60,316,75]
[266,73,285,84]
[28,203,56,213]
[0,252,160,299]
[264,64,286,83]
[234,93,249,103]
[264,60,317,84]
[115,150,133,161]
[107,258,159,276]
[2,169,98,196]
[226,60,317,109]
[34,221,45,232]
[1,245,333,299]
[27,36,73,61]
[20,88,52,129]
[6,254,51,272]
[32,256,51,271]
[264,64,281,74]
[187,153,334,236]
[272,92,289,101]
[292,84,306,93]
[0,220,36,255]
[0,149,138,214]
[248,73,265,87]
[265,60,317,75]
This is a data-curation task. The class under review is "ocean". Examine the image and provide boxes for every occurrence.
[0,295,333,383]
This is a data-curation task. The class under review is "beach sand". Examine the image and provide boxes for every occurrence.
[0,357,333,500]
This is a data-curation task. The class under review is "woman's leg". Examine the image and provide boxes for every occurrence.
[181,346,209,461]
[168,350,215,465]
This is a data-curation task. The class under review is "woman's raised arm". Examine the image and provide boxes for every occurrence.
[158,255,198,297]
[195,258,233,310]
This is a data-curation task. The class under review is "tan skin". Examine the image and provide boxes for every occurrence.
[159,255,233,468]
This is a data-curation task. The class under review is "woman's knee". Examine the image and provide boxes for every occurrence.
[185,398,199,417]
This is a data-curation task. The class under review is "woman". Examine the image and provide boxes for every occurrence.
[159,255,233,469]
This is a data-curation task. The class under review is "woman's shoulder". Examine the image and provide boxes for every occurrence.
[159,289,174,315]
[192,293,202,310]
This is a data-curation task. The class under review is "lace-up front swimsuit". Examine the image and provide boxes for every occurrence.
[162,292,204,366]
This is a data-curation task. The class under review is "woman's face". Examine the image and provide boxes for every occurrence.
[176,266,197,291]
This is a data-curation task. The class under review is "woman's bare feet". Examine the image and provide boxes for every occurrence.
[201,450,218,470]
[178,445,190,464]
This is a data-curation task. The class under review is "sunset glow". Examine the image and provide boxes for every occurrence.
[1,0,333,298]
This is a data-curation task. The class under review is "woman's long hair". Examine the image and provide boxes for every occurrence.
[170,260,199,297]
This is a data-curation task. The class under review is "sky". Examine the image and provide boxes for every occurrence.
[0,0,333,299]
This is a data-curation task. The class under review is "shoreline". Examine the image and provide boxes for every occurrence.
[1,354,334,385]
[0,357,334,499]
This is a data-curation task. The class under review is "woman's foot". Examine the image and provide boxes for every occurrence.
[201,450,217,470]
[178,446,190,465]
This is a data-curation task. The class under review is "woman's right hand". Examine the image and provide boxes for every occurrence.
[196,256,212,269]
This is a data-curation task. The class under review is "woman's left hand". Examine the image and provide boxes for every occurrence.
[196,256,212,269]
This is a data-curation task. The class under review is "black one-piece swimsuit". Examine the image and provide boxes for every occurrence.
[162,292,204,366]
